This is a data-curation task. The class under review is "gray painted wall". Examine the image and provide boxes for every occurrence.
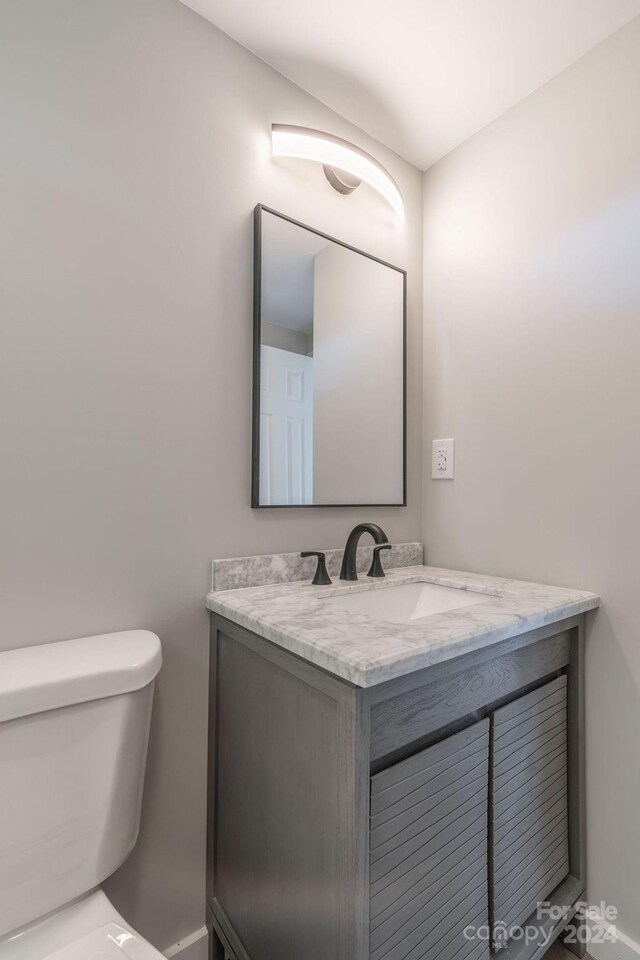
[0,0,423,950]
[423,17,640,944]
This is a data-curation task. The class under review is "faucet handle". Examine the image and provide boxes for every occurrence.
[367,544,392,578]
[301,551,332,586]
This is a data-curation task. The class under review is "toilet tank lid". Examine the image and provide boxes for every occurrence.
[0,630,162,724]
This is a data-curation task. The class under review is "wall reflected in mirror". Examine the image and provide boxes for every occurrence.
[253,206,406,508]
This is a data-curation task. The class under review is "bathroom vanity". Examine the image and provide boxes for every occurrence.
[205,546,599,960]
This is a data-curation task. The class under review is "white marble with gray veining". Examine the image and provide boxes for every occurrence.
[211,542,423,591]
[206,563,599,687]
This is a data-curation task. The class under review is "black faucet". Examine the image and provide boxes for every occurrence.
[300,551,332,586]
[339,523,389,581]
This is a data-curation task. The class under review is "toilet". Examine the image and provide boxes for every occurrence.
[0,630,164,960]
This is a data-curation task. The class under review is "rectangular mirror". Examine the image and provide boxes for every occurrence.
[252,205,406,508]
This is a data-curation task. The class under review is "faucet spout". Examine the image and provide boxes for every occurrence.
[339,523,389,581]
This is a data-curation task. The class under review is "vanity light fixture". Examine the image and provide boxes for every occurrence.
[271,123,405,223]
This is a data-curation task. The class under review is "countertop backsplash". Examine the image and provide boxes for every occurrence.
[211,542,424,592]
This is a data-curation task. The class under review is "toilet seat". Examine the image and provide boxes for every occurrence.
[0,891,164,960]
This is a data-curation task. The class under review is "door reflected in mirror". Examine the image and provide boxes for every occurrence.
[253,206,406,508]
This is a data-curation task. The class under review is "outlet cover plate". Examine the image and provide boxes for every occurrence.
[432,438,455,479]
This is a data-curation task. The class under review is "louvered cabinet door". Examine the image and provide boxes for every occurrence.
[369,720,491,960]
[491,676,570,949]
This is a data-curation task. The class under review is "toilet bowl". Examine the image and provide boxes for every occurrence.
[0,890,163,960]
[0,631,164,960]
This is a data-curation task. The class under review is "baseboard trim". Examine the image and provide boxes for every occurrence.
[163,926,208,960]
[586,915,640,960]
[159,914,640,960]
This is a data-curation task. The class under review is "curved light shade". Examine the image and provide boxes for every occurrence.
[272,124,405,223]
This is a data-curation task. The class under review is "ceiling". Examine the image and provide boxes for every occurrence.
[179,0,640,169]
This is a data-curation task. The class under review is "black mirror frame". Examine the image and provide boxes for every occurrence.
[251,204,407,509]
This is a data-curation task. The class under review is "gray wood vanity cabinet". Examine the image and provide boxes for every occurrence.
[206,613,586,960]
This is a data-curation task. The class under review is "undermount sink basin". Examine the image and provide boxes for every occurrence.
[325,581,491,623]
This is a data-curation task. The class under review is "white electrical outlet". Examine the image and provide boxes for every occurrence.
[432,438,455,479]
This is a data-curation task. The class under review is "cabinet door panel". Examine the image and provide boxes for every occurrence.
[371,730,488,816]
[370,830,487,941]
[492,741,566,807]
[370,794,486,896]
[491,676,569,946]
[371,767,488,862]
[493,758,565,824]
[495,804,566,881]
[370,720,490,960]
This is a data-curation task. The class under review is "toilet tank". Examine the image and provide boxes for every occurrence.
[0,630,162,939]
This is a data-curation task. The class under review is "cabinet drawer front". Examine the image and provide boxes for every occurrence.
[369,632,570,762]
[370,720,490,960]
[491,676,569,946]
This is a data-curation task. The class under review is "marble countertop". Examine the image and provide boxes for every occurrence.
[206,564,599,687]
